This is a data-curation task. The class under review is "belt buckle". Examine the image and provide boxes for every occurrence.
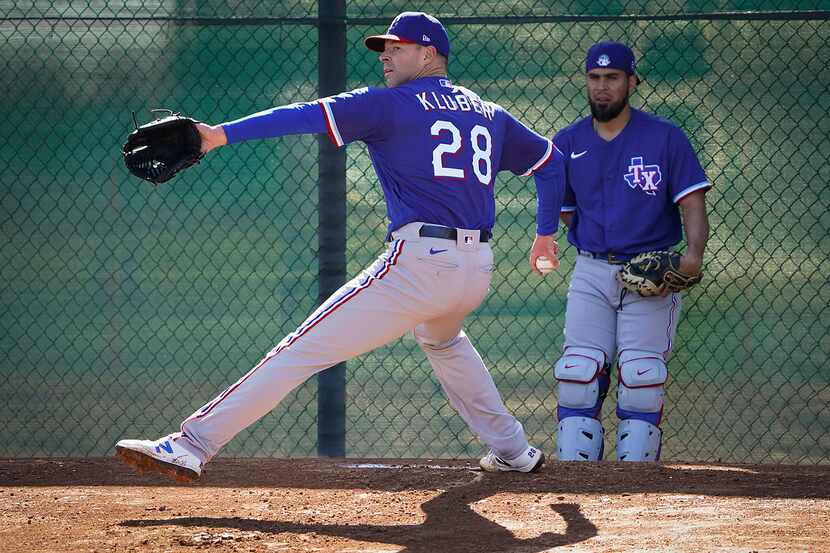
[456,229,480,251]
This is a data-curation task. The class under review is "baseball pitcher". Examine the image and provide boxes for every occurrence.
[115,12,565,482]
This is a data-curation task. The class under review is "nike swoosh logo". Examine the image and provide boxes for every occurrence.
[429,248,448,255]
[564,364,577,369]
[570,150,588,159]
[636,368,652,376]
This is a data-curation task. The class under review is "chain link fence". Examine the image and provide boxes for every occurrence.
[2,2,828,464]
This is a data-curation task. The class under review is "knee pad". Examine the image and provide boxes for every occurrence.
[557,416,604,461]
[617,419,662,462]
[554,347,609,419]
[616,349,667,426]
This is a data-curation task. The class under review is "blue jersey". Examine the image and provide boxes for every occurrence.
[320,77,558,234]
[554,109,710,256]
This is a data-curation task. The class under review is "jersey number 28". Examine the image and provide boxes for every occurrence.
[431,120,492,186]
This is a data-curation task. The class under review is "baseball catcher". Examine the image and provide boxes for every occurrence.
[552,40,711,466]
[122,110,204,184]
[617,250,704,296]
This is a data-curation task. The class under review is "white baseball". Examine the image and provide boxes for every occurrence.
[535,256,556,275]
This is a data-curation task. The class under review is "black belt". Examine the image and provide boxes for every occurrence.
[577,249,631,264]
[419,224,491,242]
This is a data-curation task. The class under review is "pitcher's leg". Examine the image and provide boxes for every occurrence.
[413,315,529,460]
[181,240,423,460]
[116,240,428,480]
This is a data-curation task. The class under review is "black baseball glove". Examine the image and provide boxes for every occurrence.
[122,110,204,185]
[617,251,703,296]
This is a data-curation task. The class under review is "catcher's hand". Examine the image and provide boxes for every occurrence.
[616,251,703,296]
[122,109,204,185]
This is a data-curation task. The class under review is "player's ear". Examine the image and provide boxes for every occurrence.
[423,45,438,62]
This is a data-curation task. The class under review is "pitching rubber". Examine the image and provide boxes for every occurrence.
[115,445,200,483]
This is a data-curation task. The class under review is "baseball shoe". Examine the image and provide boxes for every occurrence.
[479,445,545,473]
[115,433,203,483]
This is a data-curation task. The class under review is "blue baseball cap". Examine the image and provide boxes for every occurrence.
[364,12,450,59]
[586,41,640,81]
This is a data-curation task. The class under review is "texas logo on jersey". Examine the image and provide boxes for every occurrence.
[624,156,662,196]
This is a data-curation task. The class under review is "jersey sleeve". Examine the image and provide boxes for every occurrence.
[533,149,565,235]
[221,101,328,145]
[552,130,576,212]
[318,87,393,147]
[667,125,711,203]
[499,110,556,176]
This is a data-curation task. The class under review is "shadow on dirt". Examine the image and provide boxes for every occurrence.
[123,474,598,553]
[5,458,827,552]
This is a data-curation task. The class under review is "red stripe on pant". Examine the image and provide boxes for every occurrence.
[182,240,405,424]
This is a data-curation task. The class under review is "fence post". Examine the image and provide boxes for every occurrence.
[316,0,347,458]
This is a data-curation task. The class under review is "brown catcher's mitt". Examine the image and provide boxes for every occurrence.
[616,251,703,297]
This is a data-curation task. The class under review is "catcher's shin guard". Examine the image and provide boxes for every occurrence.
[558,416,604,461]
[616,419,661,461]
[554,347,609,461]
[616,349,667,462]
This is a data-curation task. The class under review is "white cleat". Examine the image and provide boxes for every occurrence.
[115,433,203,483]
[479,445,546,473]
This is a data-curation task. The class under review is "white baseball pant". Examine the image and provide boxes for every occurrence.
[179,222,530,462]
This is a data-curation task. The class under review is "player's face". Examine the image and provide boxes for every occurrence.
[379,40,428,87]
[586,69,635,122]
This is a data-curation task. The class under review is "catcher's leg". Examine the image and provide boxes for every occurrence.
[615,292,682,462]
[615,350,668,461]
[556,255,619,461]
